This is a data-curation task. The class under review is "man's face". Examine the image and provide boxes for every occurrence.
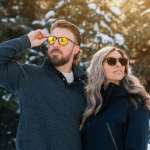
[47,27,76,67]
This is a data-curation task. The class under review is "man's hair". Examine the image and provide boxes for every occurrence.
[50,20,82,65]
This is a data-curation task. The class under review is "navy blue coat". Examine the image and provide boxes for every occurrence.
[83,83,149,150]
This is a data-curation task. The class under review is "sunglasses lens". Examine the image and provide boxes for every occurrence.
[48,37,56,44]
[59,37,68,45]
[119,58,128,66]
[107,57,117,66]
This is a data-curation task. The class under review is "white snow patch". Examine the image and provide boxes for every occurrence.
[100,20,112,34]
[25,60,29,64]
[32,20,46,26]
[96,9,111,22]
[88,3,97,9]
[91,37,100,43]
[10,18,16,23]
[93,22,100,33]
[141,8,150,16]
[55,1,65,9]
[114,33,124,45]
[2,93,12,102]
[6,131,11,135]
[21,25,27,29]
[42,28,50,36]
[129,66,133,76]
[110,6,121,16]
[123,44,130,51]
[47,18,57,23]
[97,32,114,44]
[81,43,86,48]
[45,10,55,19]
[16,108,20,114]
[29,56,36,61]
[86,67,90,73]
[79,28,85,34]
[39,52,44,56]
[1,18,7,22]
[148,144,150,150]
[89,31,94,34]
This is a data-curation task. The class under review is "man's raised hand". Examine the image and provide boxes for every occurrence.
[27,29,49,48]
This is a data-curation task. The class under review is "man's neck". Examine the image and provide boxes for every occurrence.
[54,62,72,73]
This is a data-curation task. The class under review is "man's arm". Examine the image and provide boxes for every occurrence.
[0,29,48,92]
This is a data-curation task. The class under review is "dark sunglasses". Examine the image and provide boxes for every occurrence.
[47,36,78,46]
[103,57,128,66]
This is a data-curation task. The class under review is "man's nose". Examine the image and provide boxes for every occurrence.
[53,39,60,49]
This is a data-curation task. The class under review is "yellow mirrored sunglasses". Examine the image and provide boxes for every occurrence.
[47,36,78,46]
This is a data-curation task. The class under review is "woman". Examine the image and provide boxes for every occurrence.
[80,46,150,150]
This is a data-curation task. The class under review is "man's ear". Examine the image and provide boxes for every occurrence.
[73,46,80,54]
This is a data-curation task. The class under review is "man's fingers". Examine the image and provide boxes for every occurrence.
[36,29,48,39]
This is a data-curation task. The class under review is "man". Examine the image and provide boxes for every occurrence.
[0,20,87,150]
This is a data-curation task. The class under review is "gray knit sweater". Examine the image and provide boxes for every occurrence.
[0,35,87,150]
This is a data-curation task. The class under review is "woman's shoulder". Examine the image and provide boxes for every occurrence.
[124,95,149,116]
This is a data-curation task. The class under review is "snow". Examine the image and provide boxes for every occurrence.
[100,20,112,34]
[148,144,150,150]
[96,9,111,22]
[29,56,36,61]
[10,18,16,23]
[1,18,7,22]
[25,60,29,64]
[2,93,12,102]
[96,32,114,44]
[32,20,46,26]
[45,10,55,19]
[123,44,129,51]
[114,33,124,45]
[42,27,50,36]
[20,24,27,29]
[55,1,65,9]
[88,3,97,9]
[47,18,56,23]
[6,131,11,135]
[93,22,100,33]
[78,28,85,34]
[81,43,86,48]
[129,66,133,76]
[89,31,94,34]
[110,6,121,16]
[16,108,20,114]
[141,8,150,16]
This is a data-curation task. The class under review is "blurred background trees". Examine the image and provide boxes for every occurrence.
[0,0,150,149]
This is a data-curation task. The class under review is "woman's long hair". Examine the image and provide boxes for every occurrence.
[80,46,150,131]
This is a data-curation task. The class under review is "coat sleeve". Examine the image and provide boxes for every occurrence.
[0,35,31,93]
[125,102,149,150]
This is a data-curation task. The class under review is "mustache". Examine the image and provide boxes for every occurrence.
[50,49,62,54]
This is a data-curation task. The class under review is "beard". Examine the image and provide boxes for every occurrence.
[47,47,74,67]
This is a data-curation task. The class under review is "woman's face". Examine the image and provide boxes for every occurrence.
[103,50,125,88]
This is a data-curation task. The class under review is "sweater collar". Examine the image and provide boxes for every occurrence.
[99,82,129,113]
[41,57,87,81]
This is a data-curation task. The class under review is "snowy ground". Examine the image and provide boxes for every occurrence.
[148,144,150,150]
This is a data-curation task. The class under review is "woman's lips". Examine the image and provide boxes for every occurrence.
[114,70,123,73]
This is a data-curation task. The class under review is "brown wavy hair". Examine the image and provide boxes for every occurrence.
[50,20,82,65]
[80,46,150,131]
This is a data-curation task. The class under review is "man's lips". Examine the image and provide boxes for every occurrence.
[51,50,62,54]
[52,51,61,54]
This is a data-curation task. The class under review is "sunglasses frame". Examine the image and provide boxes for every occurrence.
[47,36,78,46]
[103,57,128,66]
